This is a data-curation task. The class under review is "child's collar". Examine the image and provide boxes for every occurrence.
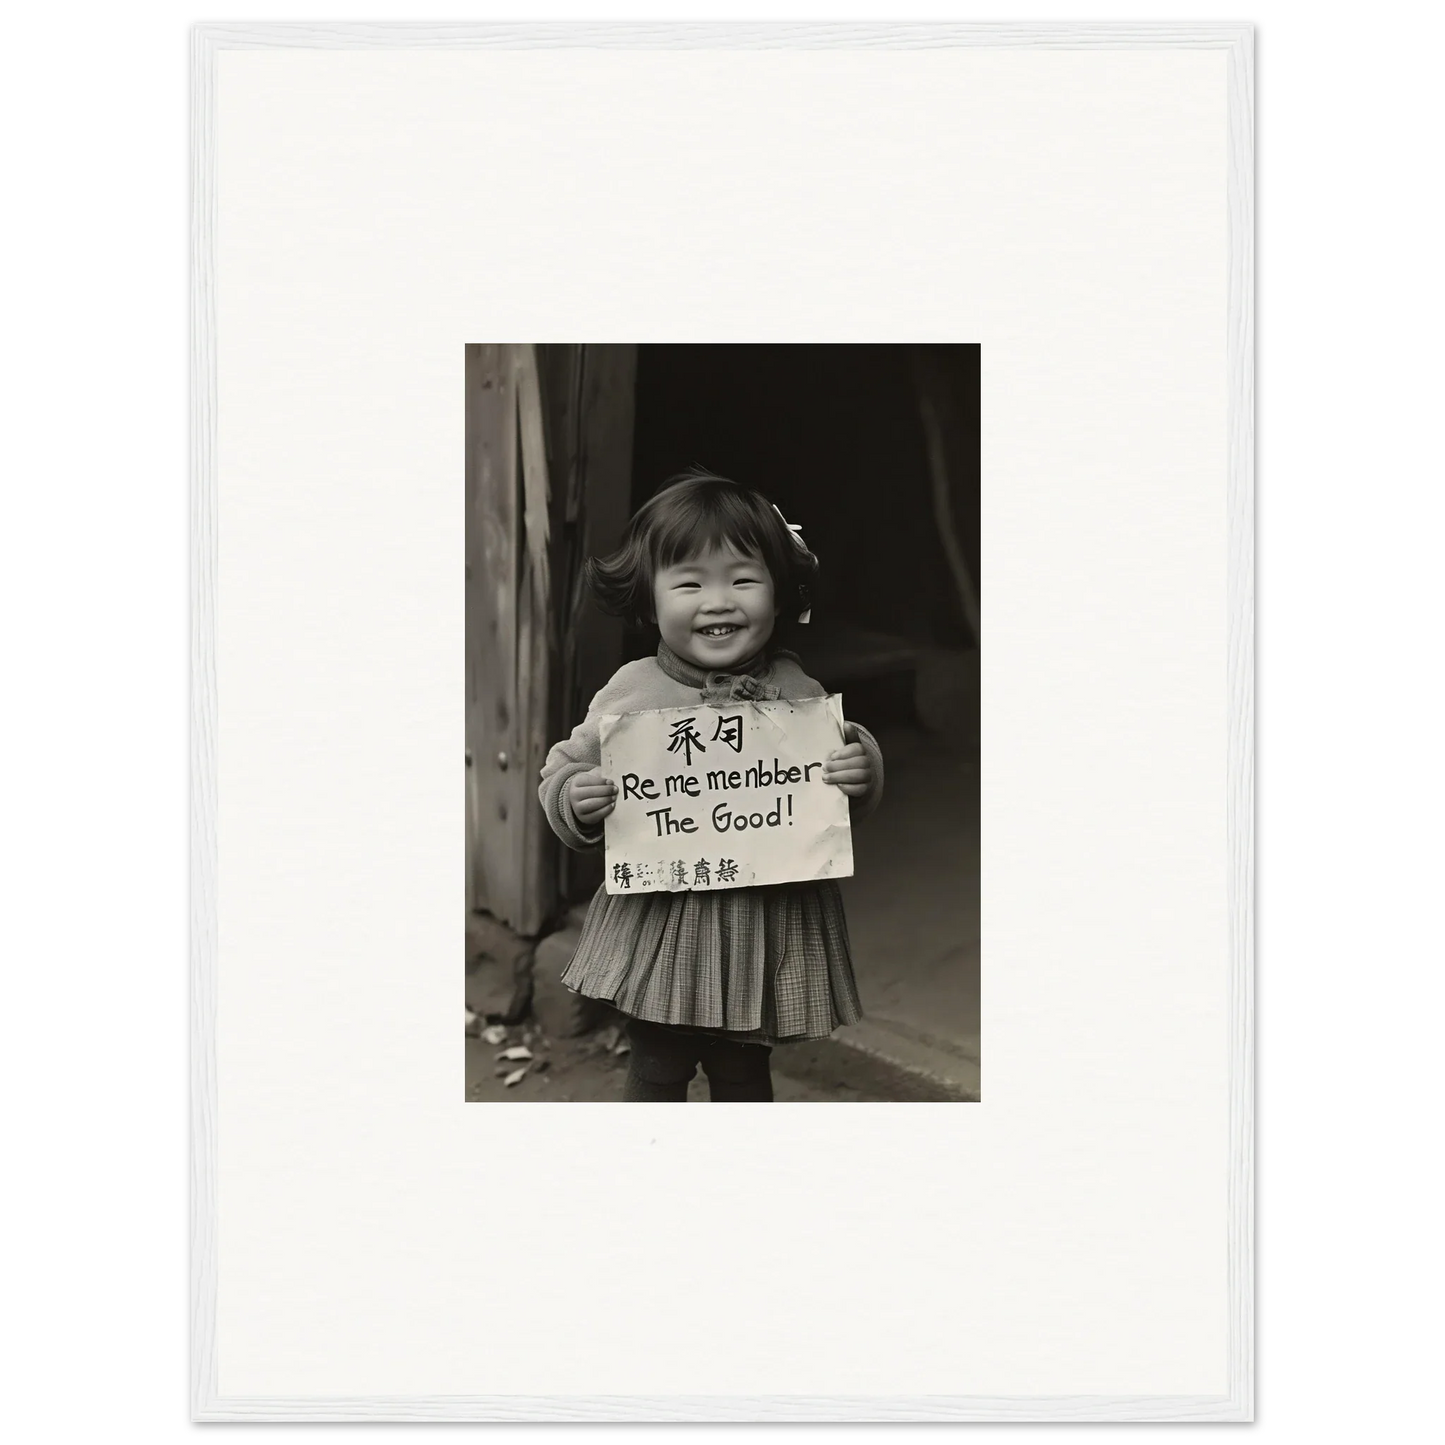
[656,640,798,691]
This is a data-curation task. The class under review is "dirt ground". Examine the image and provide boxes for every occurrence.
[465,1023,843,1098]
[467,1022,822,1102]
[465,1015,960,1103]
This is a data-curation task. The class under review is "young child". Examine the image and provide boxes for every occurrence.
[538,469,884,1101]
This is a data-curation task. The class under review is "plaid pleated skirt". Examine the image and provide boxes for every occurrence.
[561,881,864,1044]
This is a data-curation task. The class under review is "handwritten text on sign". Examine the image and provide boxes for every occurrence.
[598,695,854,894]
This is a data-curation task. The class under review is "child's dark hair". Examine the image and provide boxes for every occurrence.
[585,468,818,630]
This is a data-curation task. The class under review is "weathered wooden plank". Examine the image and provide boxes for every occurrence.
[513,344,556,935]
[534,345,588,910]
[535,347,586,737]
[466,343,520,925]
[465,358,479,924]
[464,345,484,923]
[516,345,552,603]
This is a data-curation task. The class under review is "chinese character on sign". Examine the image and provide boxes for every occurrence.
[716,858,739,884]
[693,858,712,886]
[635,863,651,886]
[711,713,743,753]
[612,862,632,889]
[670,859,688,887]
[666,716,707,766]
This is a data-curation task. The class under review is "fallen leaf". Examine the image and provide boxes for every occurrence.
[497,1046,533,1062]
[481,1024,507,1046]
[503,1067,528,1087]
[613,1041,631,1056]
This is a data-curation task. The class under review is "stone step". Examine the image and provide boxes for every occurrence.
[824,1016,978,1100]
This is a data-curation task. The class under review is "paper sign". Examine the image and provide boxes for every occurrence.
[597,695,854,894]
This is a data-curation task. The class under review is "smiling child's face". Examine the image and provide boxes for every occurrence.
[652,543,779,671]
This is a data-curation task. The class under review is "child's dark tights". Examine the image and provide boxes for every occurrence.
[622,1017,774,1102]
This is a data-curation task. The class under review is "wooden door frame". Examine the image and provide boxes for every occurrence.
[466,343,636,936]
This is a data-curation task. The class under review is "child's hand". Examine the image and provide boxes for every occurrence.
[823,723,874,798]
[568,769,618,827]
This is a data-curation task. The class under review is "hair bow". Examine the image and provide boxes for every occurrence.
[772,504,813,624]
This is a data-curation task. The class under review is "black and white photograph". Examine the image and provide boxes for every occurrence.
[465,344,980,1101]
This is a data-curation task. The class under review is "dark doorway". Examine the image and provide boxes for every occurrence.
[630,344,979,732]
